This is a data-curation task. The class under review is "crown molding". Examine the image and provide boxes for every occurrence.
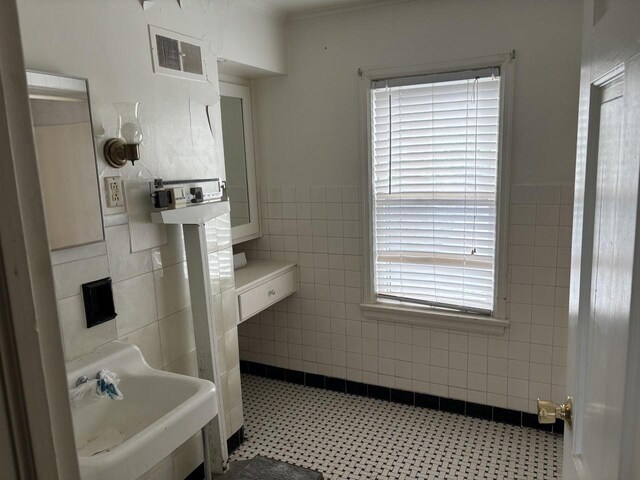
[237,0,287,19]
[289,0,419,21]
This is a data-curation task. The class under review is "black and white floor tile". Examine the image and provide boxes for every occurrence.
[231,375,562,480]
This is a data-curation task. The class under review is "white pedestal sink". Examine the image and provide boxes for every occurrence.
[67,342,218,480]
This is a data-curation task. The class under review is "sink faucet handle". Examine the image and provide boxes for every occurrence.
[70,375,96,403]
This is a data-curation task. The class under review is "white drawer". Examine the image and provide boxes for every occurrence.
[238,270,295,321]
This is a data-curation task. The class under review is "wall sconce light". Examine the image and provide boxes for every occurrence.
[104,102,143,168]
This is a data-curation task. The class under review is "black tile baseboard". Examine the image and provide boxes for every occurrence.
[185,463,204,480]
[346,380,368,396]
[246,361,266,377]
[440,397,465,415]
[265,365,286,381]
[227,426,245,455]
[367,384,391,401]
[305,373,325,389]
[390,388,415,405]
[285,369,305,385]
[466,402,493,421]
[185,427,246,479]
[325,377,346,393]
[240,360,562,435]
[415,392,439,410]
[493,406,522,426]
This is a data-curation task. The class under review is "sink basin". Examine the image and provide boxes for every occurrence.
[66,342,217,480]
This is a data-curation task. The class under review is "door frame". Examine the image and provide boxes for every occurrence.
[566,0,640,477]
[615,54,640,480]
[0,0,80,477]
[567,64,625,472]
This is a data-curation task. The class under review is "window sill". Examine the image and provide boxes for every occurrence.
[360,302,509,335]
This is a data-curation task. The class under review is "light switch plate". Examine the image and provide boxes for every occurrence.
[105,176,124,208]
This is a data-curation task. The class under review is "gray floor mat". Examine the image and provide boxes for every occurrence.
[217,456,323,479]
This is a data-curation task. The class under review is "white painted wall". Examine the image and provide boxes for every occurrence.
[15,0,284,477]
[220,0,288,75]
[238,0,584,415]
[252,0,583,186]
[18,0,225,182]
[17,0,287,183]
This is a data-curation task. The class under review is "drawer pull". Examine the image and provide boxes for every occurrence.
[238,270,296,321]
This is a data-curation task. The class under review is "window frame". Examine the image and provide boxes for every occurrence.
[359,53,514,335]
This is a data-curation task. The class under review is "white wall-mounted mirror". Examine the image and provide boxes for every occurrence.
[27,71,104,251]
[220,81,260,244]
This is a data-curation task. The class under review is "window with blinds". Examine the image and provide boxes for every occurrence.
[370,67,501,314]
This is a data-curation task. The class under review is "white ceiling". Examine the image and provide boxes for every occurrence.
[257,0,388,16]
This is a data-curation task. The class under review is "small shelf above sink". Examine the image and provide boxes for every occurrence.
[150,200,230,225]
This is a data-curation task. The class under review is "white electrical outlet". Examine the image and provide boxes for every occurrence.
[105,176,124,208]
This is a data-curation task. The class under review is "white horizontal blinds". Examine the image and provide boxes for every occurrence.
[371,69,501,313]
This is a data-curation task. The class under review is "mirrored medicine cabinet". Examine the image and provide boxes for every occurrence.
[219,81,260,244]
[26,70,104,251]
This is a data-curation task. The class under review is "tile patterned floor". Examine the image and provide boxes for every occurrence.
[231,375,562,480]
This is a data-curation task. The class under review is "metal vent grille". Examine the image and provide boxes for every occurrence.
[156,35,181,71]
[149,26,205,81]
[180,41,203,75]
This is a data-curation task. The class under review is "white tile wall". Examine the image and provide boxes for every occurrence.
[238,183,573,414]
[205,215,244,438]
[53,213,242,479]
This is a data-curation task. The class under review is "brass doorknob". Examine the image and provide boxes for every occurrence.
[537,397,572,428]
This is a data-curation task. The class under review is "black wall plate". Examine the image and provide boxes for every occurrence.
[82,277,117,328]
